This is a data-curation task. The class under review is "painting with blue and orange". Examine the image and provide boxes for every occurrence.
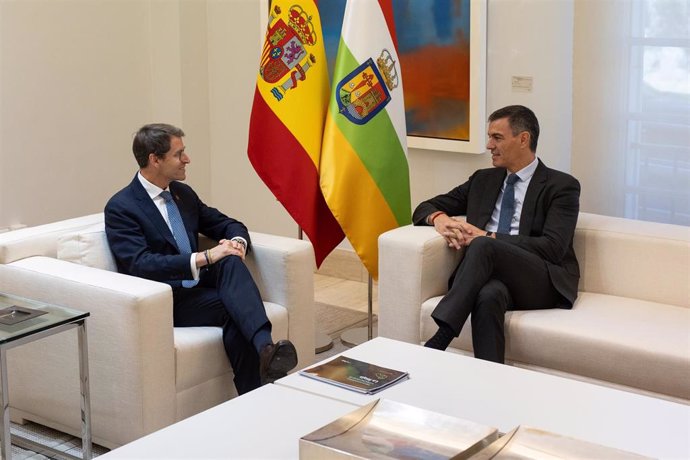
[319,0,471,142]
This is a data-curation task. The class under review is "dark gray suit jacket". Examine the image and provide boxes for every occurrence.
[412,160,580,306]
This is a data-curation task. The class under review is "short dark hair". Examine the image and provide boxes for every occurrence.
[132,123,185,168]
[488,105,540,152]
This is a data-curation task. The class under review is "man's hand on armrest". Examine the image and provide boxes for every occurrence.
[431,213,468,250]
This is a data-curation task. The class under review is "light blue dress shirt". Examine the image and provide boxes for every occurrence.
[485,157,539,235]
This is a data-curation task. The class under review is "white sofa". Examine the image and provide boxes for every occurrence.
[379,212,690,404]
[0,213,316,448]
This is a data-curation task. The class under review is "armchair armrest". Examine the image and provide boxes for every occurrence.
[199,232,315,368]
[0,257,176,447]
[378,225,463,344]
[245,232,316,369]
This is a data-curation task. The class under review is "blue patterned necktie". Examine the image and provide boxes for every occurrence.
[160,190,198,287]
[497,173,520,234]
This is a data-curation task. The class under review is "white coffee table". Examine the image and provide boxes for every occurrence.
[98,384,358,459]
[276,337,690,459]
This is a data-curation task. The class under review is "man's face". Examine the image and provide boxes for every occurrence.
[152,136,189,185]
[486,117,529,172]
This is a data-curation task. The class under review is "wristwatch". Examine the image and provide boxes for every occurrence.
[230,237,247,250]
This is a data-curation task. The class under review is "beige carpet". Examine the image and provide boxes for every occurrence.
[315,301,377,337]
[315,301,378,359]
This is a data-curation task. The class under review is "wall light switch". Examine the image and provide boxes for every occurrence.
[512,76,533,93]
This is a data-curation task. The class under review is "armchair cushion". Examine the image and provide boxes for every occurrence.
[57,223,117,272]
[0,213,103,264]
[420,293,690,400]
[173,327,229,392]
[173,302,288,392]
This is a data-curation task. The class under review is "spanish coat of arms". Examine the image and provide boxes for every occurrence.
[260,4,319,101]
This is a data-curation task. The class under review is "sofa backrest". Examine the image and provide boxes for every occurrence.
[0,215,270,283]
[575,212,690,308]
[57,222,118,272]
[55,227,213,274]
[0,213,211,272]
[0,213,104,264]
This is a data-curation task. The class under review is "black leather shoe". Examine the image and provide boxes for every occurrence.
[259,339,298,385]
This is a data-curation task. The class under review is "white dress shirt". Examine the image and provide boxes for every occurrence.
[137,173,201,279]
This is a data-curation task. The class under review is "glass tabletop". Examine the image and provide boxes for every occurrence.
[0,292,89,345]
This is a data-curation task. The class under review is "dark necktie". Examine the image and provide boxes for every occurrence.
[497,173,520,234]
[160,191,198,288]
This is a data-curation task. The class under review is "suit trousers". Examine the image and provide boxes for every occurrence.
[432,237,563,363]
[172,255,271,395]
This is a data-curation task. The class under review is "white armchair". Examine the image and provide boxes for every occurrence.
[0,213,316,448]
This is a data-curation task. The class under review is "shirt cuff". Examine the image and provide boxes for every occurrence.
[189,254,200,280]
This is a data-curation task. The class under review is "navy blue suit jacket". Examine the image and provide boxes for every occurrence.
[105,175,250,288]
[412,160,581,306]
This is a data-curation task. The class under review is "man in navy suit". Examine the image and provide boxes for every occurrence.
[414,106,580,363]
[105,123,297,394]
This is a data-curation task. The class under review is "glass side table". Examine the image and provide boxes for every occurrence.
[0,292,91,460]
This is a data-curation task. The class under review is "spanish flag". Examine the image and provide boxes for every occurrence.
[248,0,344,266]
[320,0,411,279]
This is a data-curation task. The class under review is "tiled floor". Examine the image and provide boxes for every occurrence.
[314,273,378,315]
[10,421,109,459]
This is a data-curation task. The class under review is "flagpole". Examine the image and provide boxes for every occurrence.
[340,274,375,347]
[298,225,334,353]
[367,274,373,339]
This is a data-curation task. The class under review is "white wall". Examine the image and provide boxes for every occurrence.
[1,0,149,228]
[0,0,574,237]
[0,0,211,229]
[205,0,297,238]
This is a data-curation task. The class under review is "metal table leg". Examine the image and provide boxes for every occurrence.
[77,320,92,460]
[0,347,9,459]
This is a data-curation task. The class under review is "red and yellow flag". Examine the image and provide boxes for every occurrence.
[248,0,344,266]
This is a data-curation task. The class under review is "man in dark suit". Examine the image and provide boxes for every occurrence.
[105,123,297,394]
[414,105,580,363]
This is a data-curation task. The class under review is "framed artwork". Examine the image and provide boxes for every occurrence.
[394,0,487,154]
[259,0,487,153]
